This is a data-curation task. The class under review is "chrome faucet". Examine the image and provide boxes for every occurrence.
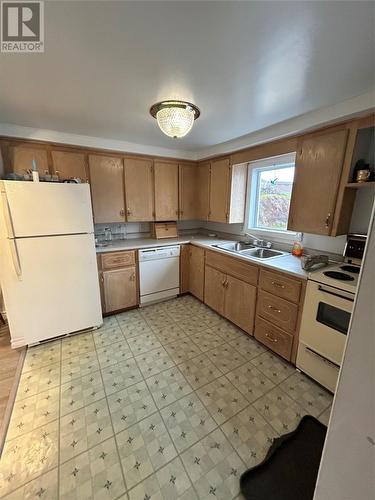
[243,232,272,249]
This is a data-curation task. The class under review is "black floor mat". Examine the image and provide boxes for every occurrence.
[240,415,327,500]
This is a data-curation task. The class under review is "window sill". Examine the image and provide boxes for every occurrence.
[244,227,297,244]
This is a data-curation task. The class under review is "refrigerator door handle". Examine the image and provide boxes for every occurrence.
[2,192,22,280]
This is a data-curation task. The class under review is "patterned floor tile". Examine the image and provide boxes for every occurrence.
[61,332,96,359]
[59,438,126,500]
[164,338,202,363]
[6,387,60,441]
[196,376,248,425]
[22,341,61,372]
[60,371,105,416]
[101,359,143,396]
[180,428,246,500]
[225,362,275,403]
[228,334,267,360]
[208,344,247,374]
[61,352,100,384]
[151,323,187,345]
[16,363,61,400]
[144,316,175,331]
[96,340,133,369]
[116,308,144,324]
[0,421,58,498]
[251,351,295,384]
[135,347,176,378]
[119,319,153,339]
[92,326,125,349]
[253,386,307,434]
[146,367,193,409]
[127,456,196,500]
[178,353,223,390]
[101,316,119,329]
[116,413,177,490]
[178,317,210,335]
[1,468,58,500]
[209,322,245,343]
[107,381,157,434]
[59,398,113,463]
[221,405,278,468]
[160,393,217,453]
[279,371,333,417]
[127,332,163,356]
[189,329,226,352]
[318,405,332,426]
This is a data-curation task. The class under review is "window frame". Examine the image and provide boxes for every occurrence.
[243,152,297,242]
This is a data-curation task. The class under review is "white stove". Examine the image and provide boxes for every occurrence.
[297,234,366,392]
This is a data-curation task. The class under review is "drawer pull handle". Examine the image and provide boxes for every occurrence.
[265,332,278,343]
[268,305,281,313]
[271,281,285,289]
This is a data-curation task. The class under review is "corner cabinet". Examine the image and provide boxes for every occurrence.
[179,163,197,220]
[287,129,349,235]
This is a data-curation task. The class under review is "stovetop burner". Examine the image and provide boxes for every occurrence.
[323,271,355,281]
[340,265,360,274]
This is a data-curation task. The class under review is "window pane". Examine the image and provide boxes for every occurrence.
[255,165,295,230]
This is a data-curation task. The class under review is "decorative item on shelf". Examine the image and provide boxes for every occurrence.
[151,222,178,239]
[150,100,200,138]
[352,159,371,183]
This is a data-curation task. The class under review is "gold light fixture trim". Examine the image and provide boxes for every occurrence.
[150,100,200,138]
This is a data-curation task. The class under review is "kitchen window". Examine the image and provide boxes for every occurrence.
[244,152,296,239]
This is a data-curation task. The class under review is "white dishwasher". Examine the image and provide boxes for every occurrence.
[139,246,180,305]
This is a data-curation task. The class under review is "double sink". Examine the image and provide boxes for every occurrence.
[211,241,287,260]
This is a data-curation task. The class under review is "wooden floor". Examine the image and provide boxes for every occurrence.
[0,324,24,443]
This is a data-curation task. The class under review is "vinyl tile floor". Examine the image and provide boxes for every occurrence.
[0,295,333,500]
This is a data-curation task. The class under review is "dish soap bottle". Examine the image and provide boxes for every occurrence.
[292,232,304,257]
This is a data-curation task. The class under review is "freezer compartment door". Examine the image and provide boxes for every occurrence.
[2,181,94,237]
[0,233,102,346]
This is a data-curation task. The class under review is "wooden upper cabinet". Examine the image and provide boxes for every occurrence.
[179,163,197,220]
[11,146,49,175]
[209,158,230,222]
[154,161,179,221]
[197,162,210,220]
[228,163,248,223]
[124,158,154,222]
[288,129,349,235]
[51,150,88,182]
[88,155,125,223]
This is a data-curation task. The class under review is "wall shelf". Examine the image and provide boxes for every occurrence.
[346,182,375,189]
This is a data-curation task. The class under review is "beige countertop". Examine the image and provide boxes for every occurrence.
[96,235,308,279]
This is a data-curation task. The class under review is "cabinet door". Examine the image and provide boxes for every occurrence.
[88,155,125,223]
[180,244,190,294]
[197,162,210,220]
[288,129,348,235]
[209,158,230,222]
[51,150,88,182]
[124,158,154,222]
[189,245,205,301]
[224,275,256,334]
[179,163,197,220]
[12,146,49,175]
[154,161,179,221]
[228,163,247,223]
[204,265,225,315]
[103,266,137,312]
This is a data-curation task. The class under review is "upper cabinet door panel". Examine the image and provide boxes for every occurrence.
[288,129,348,235]
[51,150,88,182]
[12,146,49,175]
[124,158,154,222]
[197,162,210,221]
[179,163,197,220]
[154,161,179,221]
[88,155,125,224]
[209,158,230,222]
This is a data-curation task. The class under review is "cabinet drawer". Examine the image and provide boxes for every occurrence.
[205,250,258,285]
[259,270,302,304]
[257,290,298,333]
[101,251,136,270]
[255,316,293,361]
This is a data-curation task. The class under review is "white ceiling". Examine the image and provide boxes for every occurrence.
[0,1,374,156]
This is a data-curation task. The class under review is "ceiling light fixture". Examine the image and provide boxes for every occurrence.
[150,100,200,138]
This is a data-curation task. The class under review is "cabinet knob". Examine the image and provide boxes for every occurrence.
[265,332,278,343]
[268,305,281,313]
[120,209,125,217]
[271,281,285,289]
[325,213,331,228]
[127,208,132,216]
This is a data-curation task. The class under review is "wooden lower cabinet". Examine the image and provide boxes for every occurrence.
[103,266,137,313]
[189,245,205,301]
[224,275,256,334]
[204,265,225,315]
[254,316,293,361]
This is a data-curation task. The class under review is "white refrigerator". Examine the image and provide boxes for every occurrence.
[0,180,103,348]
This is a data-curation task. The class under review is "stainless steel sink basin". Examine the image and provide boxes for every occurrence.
[213,242,255,252]
[239,248,285,259]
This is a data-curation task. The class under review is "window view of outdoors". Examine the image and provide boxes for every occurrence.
[255,165,295,230]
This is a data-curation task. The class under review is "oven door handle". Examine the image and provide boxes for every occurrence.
[318,285,354,302]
